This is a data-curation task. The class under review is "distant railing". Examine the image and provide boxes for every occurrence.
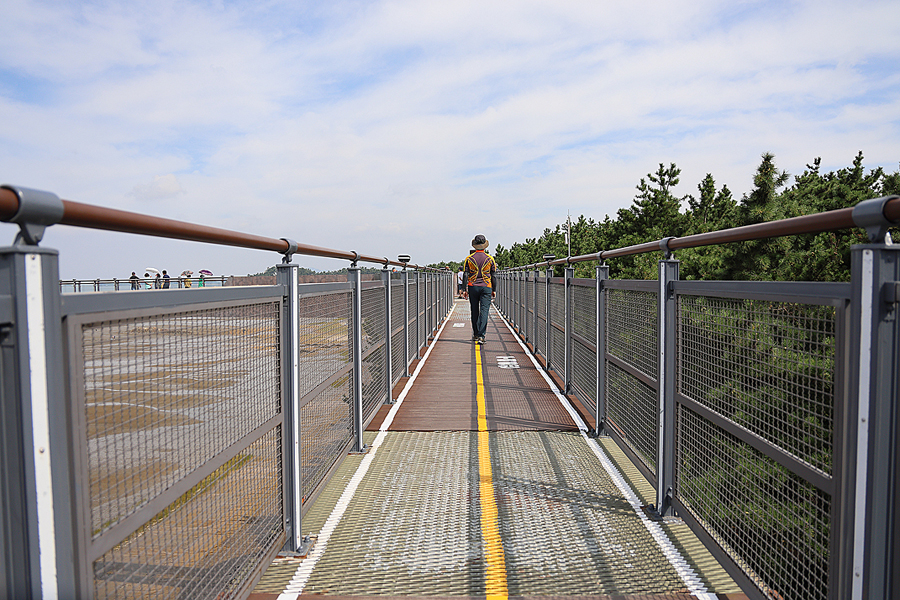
[0,184,452,599]
[59,276,228,292]
[496,195,900,600]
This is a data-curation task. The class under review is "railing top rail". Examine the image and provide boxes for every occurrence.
[0,186,444,271]
[504,195,900,270]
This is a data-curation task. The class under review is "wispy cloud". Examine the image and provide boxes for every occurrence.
[1,0,898,277]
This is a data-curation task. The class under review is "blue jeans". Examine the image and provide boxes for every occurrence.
[468,285,492,338]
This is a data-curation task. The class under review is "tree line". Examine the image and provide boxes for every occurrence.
[489,152,899,282]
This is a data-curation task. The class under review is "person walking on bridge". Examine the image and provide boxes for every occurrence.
[463,234,496,345]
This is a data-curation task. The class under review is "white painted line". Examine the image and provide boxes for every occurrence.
[496,309,710,596]
[277,304,456,599]
[25,254,58,599]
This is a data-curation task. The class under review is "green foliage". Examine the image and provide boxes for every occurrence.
[497,152,899,283]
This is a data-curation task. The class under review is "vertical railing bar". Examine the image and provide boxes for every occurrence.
[564,265,574,394]
[382,265,392,404]
[348,262,364,452]
[656,257,678,516]
[595,263,608,436]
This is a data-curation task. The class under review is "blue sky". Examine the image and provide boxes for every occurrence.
[1,0,898,278]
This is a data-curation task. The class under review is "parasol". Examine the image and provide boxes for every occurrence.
[145,267,160,275]
[180,270,193,277]
[199,269,213,276]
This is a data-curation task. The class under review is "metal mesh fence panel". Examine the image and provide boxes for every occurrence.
[300,373,351,501]
[297,291,351,398]
[570,282,597,408]
[676,406,830,600]
[93,428,283,599]
[549,282,565,371]
[606,361,657,475]
[536,278,547,357]
[361,285,387,420]
[407,279,418,364]
[391,282,405,381]
[418,276,426,350]
[678,296,836,475]
[607,288,658,380]
[79,301,281,540]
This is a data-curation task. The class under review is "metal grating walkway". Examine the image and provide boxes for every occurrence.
[251,301,746,600]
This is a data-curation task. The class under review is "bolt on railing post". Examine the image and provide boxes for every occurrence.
[276,261,303,552]
[382,265,393,404]
[835,240,900,600]
[595,263,609,436]
[348,263,364,452]
[564,265,574,394]
[656,257,678,517]
[0,244,79,598]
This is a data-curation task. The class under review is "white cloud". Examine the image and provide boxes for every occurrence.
[0,0,898,278]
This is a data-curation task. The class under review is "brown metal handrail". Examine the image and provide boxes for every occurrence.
[506,195,900,270]
[0,187,440,271]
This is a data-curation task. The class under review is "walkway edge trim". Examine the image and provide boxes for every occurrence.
[494,310,715,598]
[276,306,455,600]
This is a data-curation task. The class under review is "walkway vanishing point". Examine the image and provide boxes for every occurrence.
[250,299,746,600]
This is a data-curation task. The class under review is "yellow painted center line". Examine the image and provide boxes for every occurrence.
[475,345,508,599]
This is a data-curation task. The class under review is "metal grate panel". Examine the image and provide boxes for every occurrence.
[676,406,830,600]
[571,339,596,412]
[678,296,835,475]
[297,291,351,398]
[93,427,283,599]
[80,302,281,538]
[301,374,352,501]
[606,361,657,475]
[607,288,658,380]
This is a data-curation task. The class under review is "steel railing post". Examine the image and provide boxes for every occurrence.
[835,240,900,600]
[382,265,393,404]
[564,265,574,394]
[656,256,679,517]
[415,270,421,354]
[402,267,410,376]
[348,262,364,452]
[0,244,79,598]
[545,264,553,369]
[276,261,304,552]
[595,263,609,436]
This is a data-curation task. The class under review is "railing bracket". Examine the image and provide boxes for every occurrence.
[2,184,64,246]
[852,195,898,243]
[279,238,299,264]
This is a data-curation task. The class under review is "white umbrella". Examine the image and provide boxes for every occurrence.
[145,267,160,275]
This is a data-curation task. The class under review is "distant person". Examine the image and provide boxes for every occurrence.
[463,235,496,345]
[198,273,205,287]
[144,273,152,290]
[162,270,170,289]
[184,277,192,288]
[456,266,464,298]
[129,271,139,290]
[154,273,162,289]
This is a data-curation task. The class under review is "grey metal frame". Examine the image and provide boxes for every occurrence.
[497,240,899,600]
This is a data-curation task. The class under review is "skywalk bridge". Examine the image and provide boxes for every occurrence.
[1,185,899,600]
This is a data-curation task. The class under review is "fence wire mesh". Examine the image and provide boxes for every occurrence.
[605,361,658,475]
[93,428,283,600]
[678,296,836,475]
[296,289,353,501]
[536,278,547,357]
[606,288,658,379]
[407,279,418,364]
[80,301,281,539]
[361,285,387,420]
[549,282,565,369]
[676,406,830,600]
